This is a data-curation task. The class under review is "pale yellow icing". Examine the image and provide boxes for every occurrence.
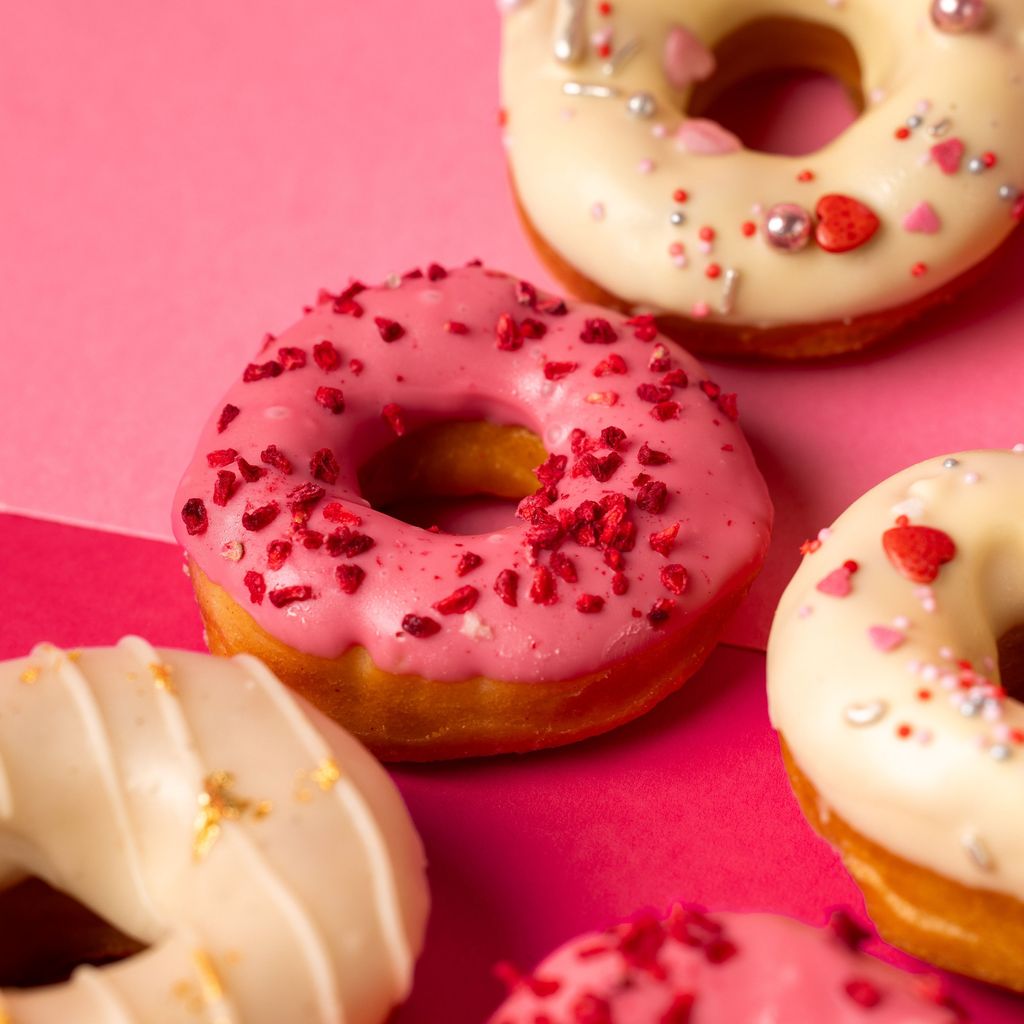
[501,1,1024,327]
[0,639,428,1023]
[768,450,1024,899]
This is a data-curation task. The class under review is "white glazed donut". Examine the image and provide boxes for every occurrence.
[501,0,1024,357]
[0,638,428,1023]
[767,448,1024,990]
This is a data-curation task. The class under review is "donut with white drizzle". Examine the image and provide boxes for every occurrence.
[173,262,772,761]
[0,639,428,1023]
[501,0,1024,357]
[768,448,1024,991]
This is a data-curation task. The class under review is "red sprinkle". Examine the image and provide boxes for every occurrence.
[243,361,283,382]
[315,386,346,414]
[530,565,558,605]
[660,563,689,595]
[336,564,366,594]
[982,151,997,168]
[217,404,240,434]
[576,594,605,614]
[261,444,293,474]
[374,317,405,342]
[545,360,578,380]
[896,723,912,739]
[456,552,483,577]
[310,448,340,485]
[382,403,407,436]
[496,312,523,351]
[212,470,237,507]
[433,585,479,615]
[242,502,280,532]
[649,522,680,557]
[796,168,816,181]
[313,340,341,372]
[895,126,911,140]
[181,498,208,536]
[911,262,928,277]
[705,263,722,279]
[402,614,441,638]
[698,226,715,242]
[741,220,757,237]
[494,569,520,607]
[243,571,266,604]
[207,448,238,468]
[278,346,306,370]
[673,188,689,203]
[269,585,313,608]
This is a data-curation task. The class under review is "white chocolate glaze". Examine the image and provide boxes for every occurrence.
[0,639,428,1023]
[768,450,1024,900]
[501,0,1024,328]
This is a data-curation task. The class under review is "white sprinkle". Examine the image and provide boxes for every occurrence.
[962,831,994,872]
[817,527,832,543]
[1013,443,1024,453]
[921,664,939,683]
[916,729,933,746]
[892,615,910,630]
[843,700,887,726]
[869,87,886,104]
[906,659,922,674]
[963,471,979,485]
[915,98,932,115]
[939,645,955,660]
[891,497,925,519]
[939,672,959,691]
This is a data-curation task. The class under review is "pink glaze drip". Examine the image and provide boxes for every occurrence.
[172,264,771,683]
[488,909,964,1023]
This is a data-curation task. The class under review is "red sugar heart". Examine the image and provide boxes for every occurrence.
[882,520,956,583]
[930,138,965,175]
[815,194,880,253]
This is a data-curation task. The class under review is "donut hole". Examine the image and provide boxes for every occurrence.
[686,17,863,156]
[0,876,145,987]
[997,623,1024,705]
[357,420,548,535]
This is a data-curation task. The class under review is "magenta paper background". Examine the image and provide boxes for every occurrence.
[2,1,1024,1020]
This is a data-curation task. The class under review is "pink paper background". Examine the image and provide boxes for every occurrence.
[2,2,1024,1019]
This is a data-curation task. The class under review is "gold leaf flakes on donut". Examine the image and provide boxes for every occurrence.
[18,666,40,685]
[311,756,342,792]
[149,661,176,694]
[193,771,257,862]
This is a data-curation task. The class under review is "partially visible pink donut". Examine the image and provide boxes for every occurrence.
[172,262,771,760]
[488,907,966,1023]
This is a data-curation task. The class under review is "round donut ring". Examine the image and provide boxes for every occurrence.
[768,449,1024,991]
[173,262,772,761]
[0,639,428,1023]
[501,0,1024,357]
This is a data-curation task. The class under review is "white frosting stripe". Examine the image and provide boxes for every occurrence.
[54,651,159,926]
[237,653,416,993]
[71,965,137,1024]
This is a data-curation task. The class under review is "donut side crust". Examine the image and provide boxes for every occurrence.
[779,736,1024,992]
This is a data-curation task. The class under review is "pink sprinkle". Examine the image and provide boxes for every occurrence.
[902,201,941,234]
[591,202,606,221]
[637,158,655,174]
[869,625,905,652]
[817,527,832,543]
[816,566,853,597]
[930,137,965,175]
[662,24,715,90]
[892,615,910,630]
[917,729,934,746]
[797,605,814,619]
[651,123,668,138]
[691,300,710,318]
[674,118,742,155]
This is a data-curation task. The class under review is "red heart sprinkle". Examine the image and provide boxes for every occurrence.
[882,519,956,583]
[815,194,881,253]
[930,138,965,175]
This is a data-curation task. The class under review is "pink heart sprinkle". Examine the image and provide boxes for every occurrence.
[674,118,742,156]
[902,200,941,234]
[929,138,965,175]
[816,567,852,597]
[868,625,905,652]
[663,24,715,90]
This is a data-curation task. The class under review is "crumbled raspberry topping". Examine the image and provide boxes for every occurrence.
[278,346,307,370]
[496,312,523,351]
[313,340,341,372]
[212,470,237,507]
[322,502,363,526]
[445,320,469,335]
[580,318,618,344]
[243,570,266,604]
[266,539,292,570]
[593,353,627,376]
[325,527,375,558]
[433,585,480,615]
[402,614,441,638]
[243,361,283,383]
[625,313,658,341]
[637,383,674,404]
[636,480,668,514]
[236,457,265,483]
[637,443,670,466]
[495,569,520,606]
[314,386,346,414]
[576,594,605,614]
[550,551,578,583]
[426,262,447,281]
[181,498,208,535]
[650,401,681,421]
[844,978,882,1008]
[207,448,238,468]
[648,597,676,626]
[242,501,280,532]
[216,404,240,433]
[649,522,680,557]
[600,426,627,450]
[375,317,405,342]
[268,585,313,608]
[521,318,548,340]
[382,403,407,436]
[545,361,577,380]
[261,444,293,474]
[660,564,689,595]
[310,448,340,485]
[456,552,483,577]
[530,565,557,605]
[336,564,366,594]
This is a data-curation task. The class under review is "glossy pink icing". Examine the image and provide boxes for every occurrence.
[488,909,964,1023]
[172,264,771,683]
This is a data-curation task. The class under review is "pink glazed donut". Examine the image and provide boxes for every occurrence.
[173,262,771,761]
[488,907,967,1024]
